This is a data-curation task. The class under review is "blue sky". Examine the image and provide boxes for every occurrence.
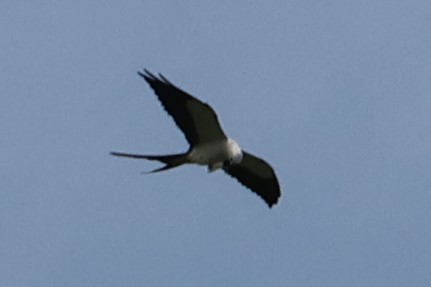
[1,1,430,286]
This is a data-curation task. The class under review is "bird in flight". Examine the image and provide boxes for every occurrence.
[111,69,281,207]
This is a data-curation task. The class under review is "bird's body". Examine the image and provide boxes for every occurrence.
[188,138,243,169]
[111,70,281,207]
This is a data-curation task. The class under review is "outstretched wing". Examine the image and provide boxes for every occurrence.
[224,152,281,207]
[139,70,227,146]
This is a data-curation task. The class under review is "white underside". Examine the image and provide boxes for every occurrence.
[187,138,243,171]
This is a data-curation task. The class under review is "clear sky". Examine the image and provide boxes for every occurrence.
[1,1,430,286]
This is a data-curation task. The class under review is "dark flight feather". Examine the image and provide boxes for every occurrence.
[138,70,227,146]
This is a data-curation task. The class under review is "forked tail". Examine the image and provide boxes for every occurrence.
[110,151,189,173]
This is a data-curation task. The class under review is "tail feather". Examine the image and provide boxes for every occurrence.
[110,151,189,173]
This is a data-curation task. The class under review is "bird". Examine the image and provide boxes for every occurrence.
[111,69,281,207]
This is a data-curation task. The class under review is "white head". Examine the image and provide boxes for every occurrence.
[226,138,243,164]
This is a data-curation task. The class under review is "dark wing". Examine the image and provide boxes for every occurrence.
[138,69,227,146]
[224,152,281,207]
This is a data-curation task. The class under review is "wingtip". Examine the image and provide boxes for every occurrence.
[137,69,154,81]
[267,199,279,208]
[137,69,172,85]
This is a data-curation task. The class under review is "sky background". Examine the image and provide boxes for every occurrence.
[1,1,431,286]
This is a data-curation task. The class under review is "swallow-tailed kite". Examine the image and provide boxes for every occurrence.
[111,70,281,207]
